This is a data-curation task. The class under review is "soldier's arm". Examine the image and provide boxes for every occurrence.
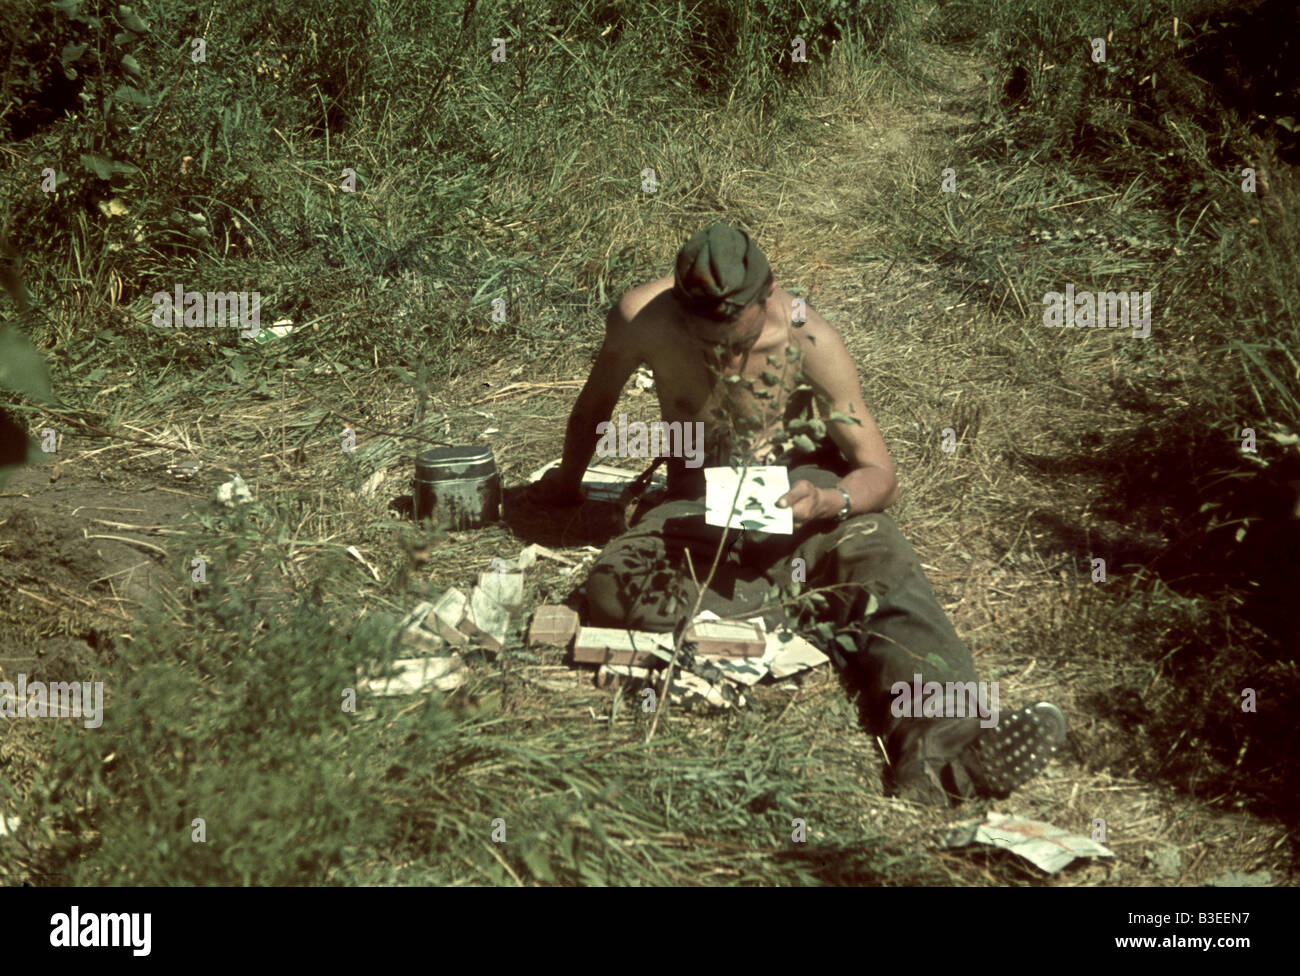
[796,308,899,515]
[554,298,645,488]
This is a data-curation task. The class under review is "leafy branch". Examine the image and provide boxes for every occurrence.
[644,323,866,737]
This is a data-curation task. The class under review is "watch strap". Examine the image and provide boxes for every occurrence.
[835,486,852,521]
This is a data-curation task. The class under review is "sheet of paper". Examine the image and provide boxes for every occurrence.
[945,813,1114,874]
[766,628,830,679]
[704,465,792,534]
[364,655,467,696]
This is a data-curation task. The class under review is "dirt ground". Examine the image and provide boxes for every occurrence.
[0,447,200,793]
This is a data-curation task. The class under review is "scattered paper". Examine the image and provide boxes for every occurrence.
[430,588,469,644]
[767,627,830,679]
[946,812,1114,873]
[364,654,466,696]
[391,601,443,652]
[595,612,830,687]
[465,585,511,650]
[396,601,435,631]
[252,323,295,344]
[347,545,381,582]
[598,663,745,710]
[664,668,745,710]
[704,654,773,686]
[478,571,524,610]
[571,603,829,697]
[518,543,576,568]
[705,466,792,534]
[399,624,444,654]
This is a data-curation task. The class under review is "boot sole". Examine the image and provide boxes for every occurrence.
[964,702,1067,796]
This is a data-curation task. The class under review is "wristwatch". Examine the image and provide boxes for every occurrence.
[834,486,852,522]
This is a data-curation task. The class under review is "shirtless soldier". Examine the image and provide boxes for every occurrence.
[532,224,1066,806]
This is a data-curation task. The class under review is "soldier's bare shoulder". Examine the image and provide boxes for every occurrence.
[786,295,845,358]
[616,275,675,323]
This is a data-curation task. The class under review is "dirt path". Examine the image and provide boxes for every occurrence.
[781,44,1293,886]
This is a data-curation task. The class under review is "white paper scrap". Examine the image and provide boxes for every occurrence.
[946,812,1114,873]
[767,629,829,678]
[665,668,745,709]
[704,466,792,534]
[364,655,466,697]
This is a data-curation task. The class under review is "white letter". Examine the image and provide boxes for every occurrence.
[683,422,703,468]
[50,912,70,948]
[82,681,103,729]
[889,681,911,718]
[594,421,616,458]
[132,913,151,957]
[980,681,999,729]
[152,292,171,328]
[239,291,261,338]
[1041,291,1063,328]
[1131,291,1151,339]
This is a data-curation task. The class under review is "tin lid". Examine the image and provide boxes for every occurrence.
[416,445,497,481]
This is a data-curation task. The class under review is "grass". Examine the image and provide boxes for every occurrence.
[0,0,1297,884]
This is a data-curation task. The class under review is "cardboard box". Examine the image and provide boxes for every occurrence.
[463,586,510,651]
[683,619,766,657]
[430,588,469,644]
[594,663,653,690]
[397,623,445,653]
[572,626,674,667]
[527,605,579,648]
[477,571,524,611]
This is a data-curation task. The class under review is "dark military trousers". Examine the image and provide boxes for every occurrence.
[583,464,983,778]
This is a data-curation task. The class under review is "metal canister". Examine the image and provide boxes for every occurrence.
[414,446,501,528]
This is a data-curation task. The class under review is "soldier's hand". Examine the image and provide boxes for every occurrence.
[776,480,832,528]
[528,468,584,507]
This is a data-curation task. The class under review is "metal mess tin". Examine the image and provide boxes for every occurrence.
[414,446,501,529]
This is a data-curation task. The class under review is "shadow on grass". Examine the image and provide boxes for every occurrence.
[1010,407,1300,830]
